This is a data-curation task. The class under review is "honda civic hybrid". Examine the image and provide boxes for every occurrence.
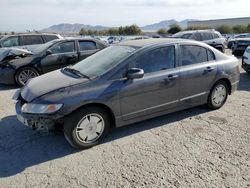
[13,38,240,149]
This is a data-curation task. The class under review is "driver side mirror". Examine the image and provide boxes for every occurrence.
[46,49,52,56]
[127,68,144,79]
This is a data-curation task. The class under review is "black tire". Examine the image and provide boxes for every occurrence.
[15,67,40,87]
[64,106,111,149]
[207,80,229,110]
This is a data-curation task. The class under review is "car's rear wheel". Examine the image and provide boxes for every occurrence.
[64,107,110,149]
[15,67,40,87]
[207,81,229,110]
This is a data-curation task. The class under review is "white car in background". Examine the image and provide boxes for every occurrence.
[242,45,250,73]
[0,33,63,52]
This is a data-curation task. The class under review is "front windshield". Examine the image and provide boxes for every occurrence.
[72,45,136,77]
[31,39,59,54]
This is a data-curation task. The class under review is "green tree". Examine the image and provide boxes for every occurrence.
[232,25,247,34]
[168,24,182,34]
[128,25,141,35]
[118,26,125,35]
[216,25,233,34]
[108,28,119,35]
[247,24,250,33]
[79,28,88,35]
[157,28,168,35]
[185,26,212,31]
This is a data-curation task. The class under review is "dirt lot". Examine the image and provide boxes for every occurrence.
[0,56,250,187]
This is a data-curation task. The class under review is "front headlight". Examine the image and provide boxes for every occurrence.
[21,103,63,114]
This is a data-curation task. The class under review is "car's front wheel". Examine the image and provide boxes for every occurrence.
[64,107,111,149]
[15,67,40,87]
[207,80,229,110]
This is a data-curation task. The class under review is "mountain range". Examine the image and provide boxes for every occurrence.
[41,19,197,33]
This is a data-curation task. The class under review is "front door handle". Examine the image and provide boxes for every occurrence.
[66,54,77,59]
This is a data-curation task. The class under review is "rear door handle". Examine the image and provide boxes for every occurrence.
[168,74,179,80]
[205,67,215,72]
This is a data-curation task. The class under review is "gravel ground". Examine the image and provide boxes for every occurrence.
[0,55,250,187]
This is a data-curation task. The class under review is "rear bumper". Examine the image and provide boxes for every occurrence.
[0,67,16,85]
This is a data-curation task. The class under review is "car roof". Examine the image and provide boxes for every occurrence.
[118,38,189,48]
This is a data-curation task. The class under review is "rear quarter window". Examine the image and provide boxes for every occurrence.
[212,33,220,39]
[207,49,216,61]
[42,35,58,42]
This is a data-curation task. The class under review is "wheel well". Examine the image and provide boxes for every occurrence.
[71,103,116,129]
[215,78,232,95]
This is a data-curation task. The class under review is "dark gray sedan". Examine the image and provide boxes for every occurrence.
[14,38,240,149]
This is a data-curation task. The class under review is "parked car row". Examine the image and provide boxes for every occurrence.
[12,38,240,149]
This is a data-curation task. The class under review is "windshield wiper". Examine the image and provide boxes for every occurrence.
[63,67,91,80]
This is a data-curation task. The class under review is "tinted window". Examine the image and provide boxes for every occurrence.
[50,42,75,54]
[201,32,213,41]
[43,35,58,42]
[1,36,19,47]
[136,46,175,74]
[180,45,208,66]
[79,41,97,51]
[22,35,44,45]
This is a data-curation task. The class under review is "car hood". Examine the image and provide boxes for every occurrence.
[21,69,89,102]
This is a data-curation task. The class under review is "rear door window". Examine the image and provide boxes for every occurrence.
[1,36,20,47]
[192,33,202,41]
[180,45,208,66]
[22,35,44,45]
[50,41,75,54]
[79,41,97,51]
[136,46,175,74]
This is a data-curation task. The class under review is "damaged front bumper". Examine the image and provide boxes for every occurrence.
[15,101,64,133]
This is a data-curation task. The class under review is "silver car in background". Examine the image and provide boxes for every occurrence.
[0,33,63,51]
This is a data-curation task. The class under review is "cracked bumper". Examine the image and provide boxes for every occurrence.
[15,101,63,132]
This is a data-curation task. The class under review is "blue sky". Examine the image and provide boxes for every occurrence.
[0,0,249,31]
